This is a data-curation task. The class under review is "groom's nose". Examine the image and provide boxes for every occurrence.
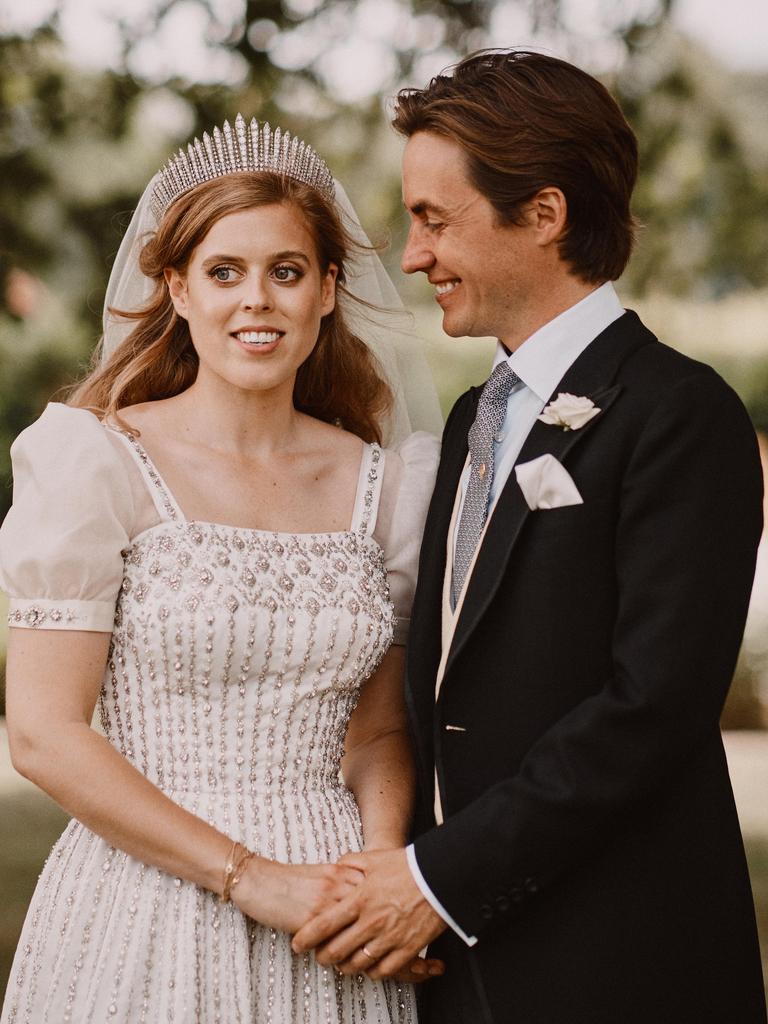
[401,223,435,275]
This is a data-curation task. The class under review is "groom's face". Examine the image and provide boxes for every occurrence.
[401,131,541,345]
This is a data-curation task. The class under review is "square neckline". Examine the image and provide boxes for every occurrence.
[102,418,384,540]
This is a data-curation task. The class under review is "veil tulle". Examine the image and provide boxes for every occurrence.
[101,173,443,446]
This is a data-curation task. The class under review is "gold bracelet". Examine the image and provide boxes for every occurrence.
[230,848,255,898]
[220,841,254,902]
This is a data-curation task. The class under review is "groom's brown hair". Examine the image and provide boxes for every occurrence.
[392,50,638,284]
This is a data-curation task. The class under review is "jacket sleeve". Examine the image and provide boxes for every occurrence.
[412,370,764,939]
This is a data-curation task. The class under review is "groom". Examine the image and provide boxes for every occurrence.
[294,51,767,1022]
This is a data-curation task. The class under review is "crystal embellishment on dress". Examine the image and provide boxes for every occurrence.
[8,602,84,628]
[1,436,413,1023]
[150,115,336,220]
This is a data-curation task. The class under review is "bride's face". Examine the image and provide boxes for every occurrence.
[166,202,337,396]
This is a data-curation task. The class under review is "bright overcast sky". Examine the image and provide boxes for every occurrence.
[673,0,768,71]
[1,0,767,96]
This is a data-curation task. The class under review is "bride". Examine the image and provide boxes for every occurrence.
[0,116,443,1022]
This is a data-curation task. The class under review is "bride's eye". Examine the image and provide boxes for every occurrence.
[210,266,238,282]
[272,264,302,283]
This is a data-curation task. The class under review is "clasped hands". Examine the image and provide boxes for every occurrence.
[229,845,446,983]
[291,847,447,984]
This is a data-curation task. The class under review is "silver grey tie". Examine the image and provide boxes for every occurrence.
[452,362,520,604]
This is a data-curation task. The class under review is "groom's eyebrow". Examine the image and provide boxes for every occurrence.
[408,200,450,218]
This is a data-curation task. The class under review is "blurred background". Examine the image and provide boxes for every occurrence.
[0,0,766,1004]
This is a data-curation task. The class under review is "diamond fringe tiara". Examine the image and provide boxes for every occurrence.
[150,114,335,220]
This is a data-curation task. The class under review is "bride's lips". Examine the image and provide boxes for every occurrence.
[231,328,285,354]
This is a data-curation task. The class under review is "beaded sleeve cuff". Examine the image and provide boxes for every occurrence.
[7,597,116,632]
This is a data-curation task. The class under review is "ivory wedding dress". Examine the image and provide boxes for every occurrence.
[0,403,438,1024]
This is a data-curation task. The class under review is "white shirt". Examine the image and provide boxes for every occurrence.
[407,282,626,946]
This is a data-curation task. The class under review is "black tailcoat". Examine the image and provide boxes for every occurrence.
[406,312,767,1023]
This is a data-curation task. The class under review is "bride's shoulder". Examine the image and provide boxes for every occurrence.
[378,430,441,524]
[104,399,171,436]
[1,403,135,626]
[13,401,111,458]
[302,417,364,464]
[382,430,441,478]
[10,401,133,504]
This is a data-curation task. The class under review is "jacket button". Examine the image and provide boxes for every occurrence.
[524,877,539,894]
[480,904,493,920]
[510,886,524,903]
[496,896,510,913]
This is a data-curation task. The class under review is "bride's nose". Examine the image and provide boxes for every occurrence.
[241,278,273,311]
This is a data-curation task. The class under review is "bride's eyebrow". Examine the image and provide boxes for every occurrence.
[271,250,311,263]
[200,250,311,266]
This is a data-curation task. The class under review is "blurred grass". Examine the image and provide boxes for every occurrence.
[0,789,68,997]
[749,837,768,1003]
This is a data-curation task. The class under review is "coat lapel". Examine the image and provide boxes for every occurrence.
[411,391,478,629]
[406,390,478,704]
[443,310,654,676]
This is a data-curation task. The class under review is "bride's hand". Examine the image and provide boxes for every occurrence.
[231,857,364,934]
[392,956,446,984]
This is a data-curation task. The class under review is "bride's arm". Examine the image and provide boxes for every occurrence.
[6,627,361,931]
[341,646,415,851]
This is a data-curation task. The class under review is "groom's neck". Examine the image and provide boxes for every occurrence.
[499,273,605,352]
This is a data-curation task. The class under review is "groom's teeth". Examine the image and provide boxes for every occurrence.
[236,331,281,345]
[435,281,459,295]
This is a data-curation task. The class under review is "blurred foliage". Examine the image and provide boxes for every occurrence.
[616,39,768,297]
[0,0,767,522]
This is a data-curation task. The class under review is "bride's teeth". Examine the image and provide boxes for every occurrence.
[237,331,281,345]
[435,281,459,295]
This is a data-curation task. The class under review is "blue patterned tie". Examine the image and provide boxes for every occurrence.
[452,362,520,605]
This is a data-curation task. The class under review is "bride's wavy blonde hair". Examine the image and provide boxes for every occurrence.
[70,172,392,443]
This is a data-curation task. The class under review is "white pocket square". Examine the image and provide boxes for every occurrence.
[514,454,583,511]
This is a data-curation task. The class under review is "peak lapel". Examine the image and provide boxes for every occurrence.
[443,310,654,676]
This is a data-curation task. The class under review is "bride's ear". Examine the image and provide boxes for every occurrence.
[320,263,338,317]
[165,267,189,320]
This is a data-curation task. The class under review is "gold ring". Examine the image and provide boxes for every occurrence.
[361,945,377,962]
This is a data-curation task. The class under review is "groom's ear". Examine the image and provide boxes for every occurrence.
[529,187,568,247]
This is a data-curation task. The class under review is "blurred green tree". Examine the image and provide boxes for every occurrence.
[2,0,768,520]
[616,35,768,297]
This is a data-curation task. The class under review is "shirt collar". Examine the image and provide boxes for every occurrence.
[492,281,625,404]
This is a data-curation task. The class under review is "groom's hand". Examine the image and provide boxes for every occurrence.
[291,848,447,980]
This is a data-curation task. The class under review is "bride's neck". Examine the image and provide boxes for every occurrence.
[171,375,302,457]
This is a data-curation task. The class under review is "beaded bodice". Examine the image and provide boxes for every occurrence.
[0,412,422,1024]
[101,434,394,808]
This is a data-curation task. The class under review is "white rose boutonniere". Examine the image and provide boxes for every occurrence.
[538,393,601,431]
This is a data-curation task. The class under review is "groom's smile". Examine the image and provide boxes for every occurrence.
[434,279,460,298]
[400,131,548,348]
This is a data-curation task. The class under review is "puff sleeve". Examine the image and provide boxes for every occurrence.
[377,431,440,645]
[0,403,135,631]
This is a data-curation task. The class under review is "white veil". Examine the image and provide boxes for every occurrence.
[101,173,443,447]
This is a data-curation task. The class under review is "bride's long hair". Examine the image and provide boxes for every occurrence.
[69,173,392,443]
